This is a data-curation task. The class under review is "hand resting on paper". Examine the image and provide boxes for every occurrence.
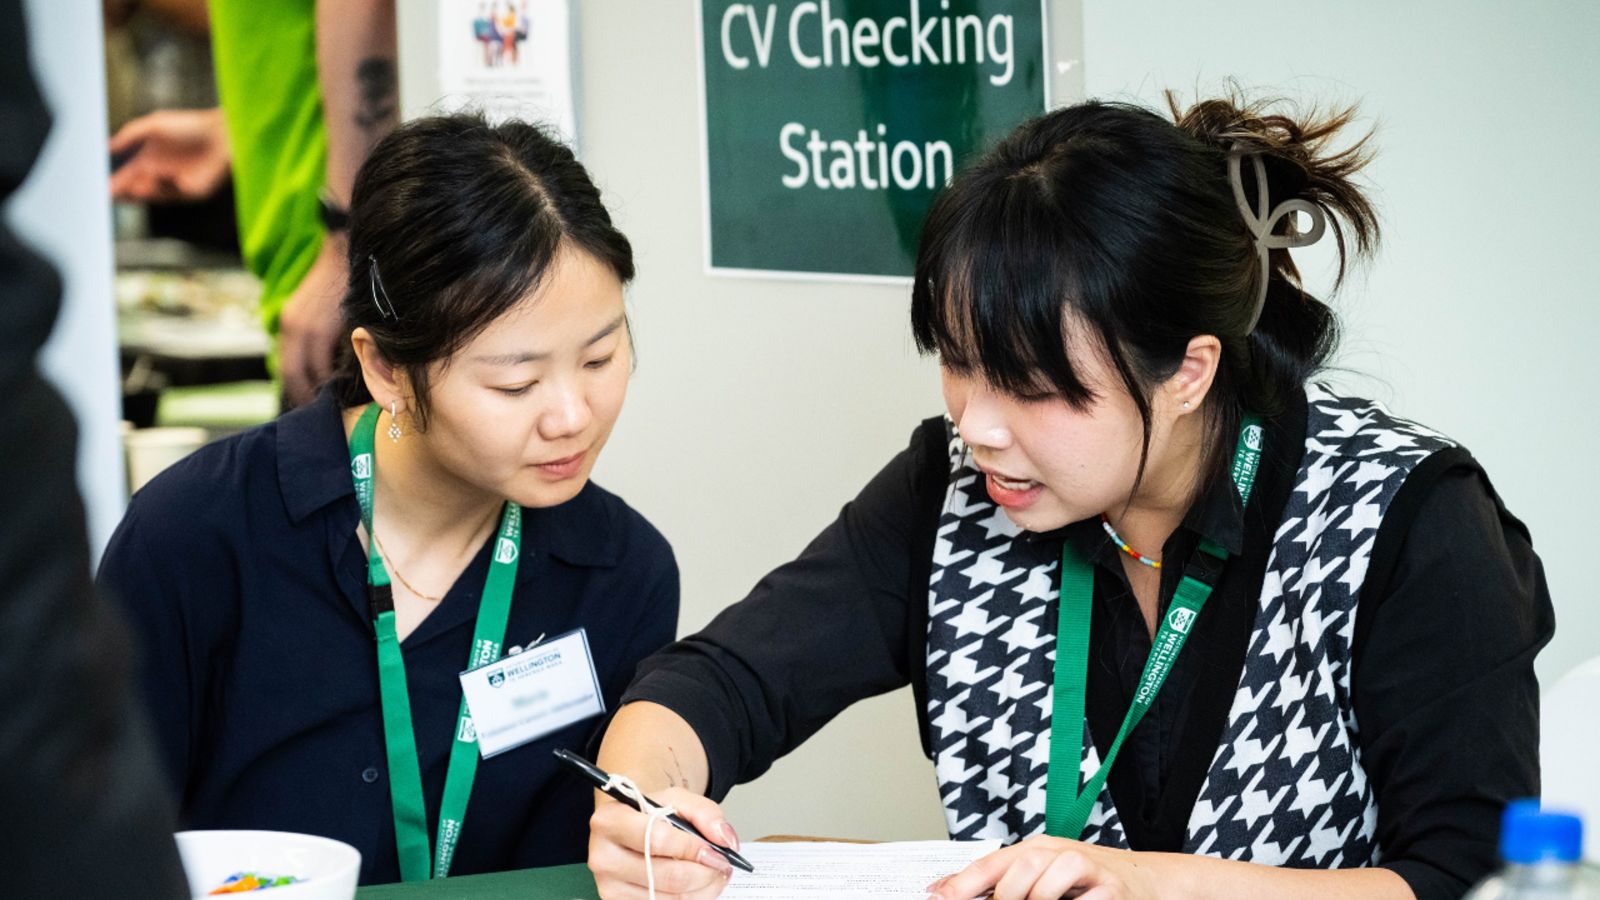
[928,833,1415,900]
[928,836,1158,900]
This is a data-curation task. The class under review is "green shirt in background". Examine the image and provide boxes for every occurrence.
[207,0,326,336]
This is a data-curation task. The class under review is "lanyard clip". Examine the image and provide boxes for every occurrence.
[1183,539,1228,589]
[368,582,395,622]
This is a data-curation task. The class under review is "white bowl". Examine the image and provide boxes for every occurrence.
[174,830,361,899]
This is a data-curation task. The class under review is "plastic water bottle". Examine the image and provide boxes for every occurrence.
[1463,801,1600,899]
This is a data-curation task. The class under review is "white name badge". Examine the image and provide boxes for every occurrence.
[458,628,605,759]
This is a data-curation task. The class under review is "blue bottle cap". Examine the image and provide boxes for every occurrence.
[1500,799,1584,864]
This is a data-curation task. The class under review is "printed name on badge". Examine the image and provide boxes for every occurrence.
[458,629,605,758]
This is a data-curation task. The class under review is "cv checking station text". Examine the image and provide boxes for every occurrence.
[698,0,1050,280]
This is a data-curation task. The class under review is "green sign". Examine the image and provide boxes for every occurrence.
[699,1,1049,280]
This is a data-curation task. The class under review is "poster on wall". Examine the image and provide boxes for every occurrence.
[698,0,1049,282]
[437,0,578,143]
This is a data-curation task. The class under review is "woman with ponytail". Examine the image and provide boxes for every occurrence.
[98,113,679,885]
[588,92,1551,900]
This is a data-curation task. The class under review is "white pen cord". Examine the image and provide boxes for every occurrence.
[604,773,677,900]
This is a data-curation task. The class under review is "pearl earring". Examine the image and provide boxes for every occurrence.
[388,400,403,442]
[1182,401,1192,409]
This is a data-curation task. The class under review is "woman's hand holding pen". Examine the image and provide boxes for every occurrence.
[589,701,736,899]
[589,785,741,899]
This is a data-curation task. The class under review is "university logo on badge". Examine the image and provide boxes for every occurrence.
[351,453,372,480]
[488,672,506,689]
[1243,425,1264,452]
[457,717,477,743]
[494,537,519,565]
[1167,607,1197,634]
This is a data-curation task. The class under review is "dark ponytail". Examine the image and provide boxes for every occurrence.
[1168,89,1379,423]
[911,88,1380,485]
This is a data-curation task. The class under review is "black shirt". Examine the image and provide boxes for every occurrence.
[98,385,680,885]
[620,391,1552,900]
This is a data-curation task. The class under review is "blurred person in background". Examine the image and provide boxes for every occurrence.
[1,1,190,896]
[107,0,399,409]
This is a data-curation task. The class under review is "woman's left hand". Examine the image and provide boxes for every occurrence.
[928,837,1164,900]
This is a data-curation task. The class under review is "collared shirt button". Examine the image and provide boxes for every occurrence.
[361,766,380,784]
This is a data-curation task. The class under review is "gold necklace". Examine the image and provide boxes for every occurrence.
[372,532,445,603]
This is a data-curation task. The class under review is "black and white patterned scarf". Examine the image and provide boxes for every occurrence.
[926,384,1456,865]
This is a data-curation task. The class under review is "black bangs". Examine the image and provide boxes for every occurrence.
[911,162,1099,410]
[909,93,1366,497]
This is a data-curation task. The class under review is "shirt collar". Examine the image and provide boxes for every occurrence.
[1180,463,1246,556]
[276,381,620,569]
[276,382,357,526]
[1165,391,1309,558]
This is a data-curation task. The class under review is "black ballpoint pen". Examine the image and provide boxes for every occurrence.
[553,748,756,873]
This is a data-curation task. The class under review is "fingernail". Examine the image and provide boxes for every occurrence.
[717,820,741,851]
[927,894,945,900]
[697,846,734,875]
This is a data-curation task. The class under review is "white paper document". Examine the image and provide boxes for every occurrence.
[721,840,1001,899]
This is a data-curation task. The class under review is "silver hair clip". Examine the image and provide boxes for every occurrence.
[368,255,397,320]
[1228,147,1327,333]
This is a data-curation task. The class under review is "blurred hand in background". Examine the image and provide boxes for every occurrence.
[109,106,229,203]
[278,236,347,408]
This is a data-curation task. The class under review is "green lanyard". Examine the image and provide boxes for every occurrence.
[1043,416,1263,840]
[349,403,523,881]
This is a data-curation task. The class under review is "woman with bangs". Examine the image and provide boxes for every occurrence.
[588,93,1551,900]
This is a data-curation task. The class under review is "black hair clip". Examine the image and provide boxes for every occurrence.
[368,255,397,320]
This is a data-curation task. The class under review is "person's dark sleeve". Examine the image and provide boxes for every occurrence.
[1353,456,1553,900]
[0,2,189,894]
[0,388,195,900]
[97,493,239,801]
[617,423,941,800]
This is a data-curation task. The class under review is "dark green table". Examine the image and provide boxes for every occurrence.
[355,864,599,899]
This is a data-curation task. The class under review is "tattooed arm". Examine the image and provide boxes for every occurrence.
[314,0,398,210]
[279,0,398,407]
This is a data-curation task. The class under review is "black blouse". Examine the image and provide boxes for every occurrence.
[619,390,1553,900]
[98,386,680,885]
